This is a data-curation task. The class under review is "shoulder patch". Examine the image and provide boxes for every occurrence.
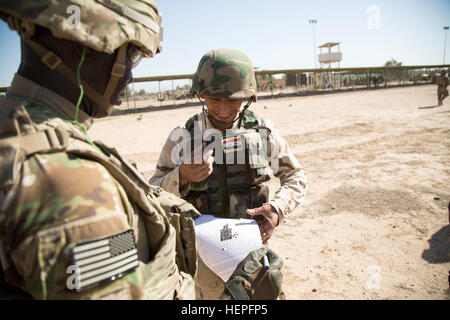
[68,229,138,292]
[184,113,200,131]
[241,109,259,130]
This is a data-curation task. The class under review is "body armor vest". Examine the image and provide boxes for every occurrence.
[0,99,197,299]
[183,110,271,219]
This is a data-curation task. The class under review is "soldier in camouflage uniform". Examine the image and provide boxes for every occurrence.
[150,49,307,299]
[436,70,449,106]
[0,0,199,299]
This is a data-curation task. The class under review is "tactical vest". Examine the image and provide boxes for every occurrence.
[0,99,197,299]
[183,110,271,219]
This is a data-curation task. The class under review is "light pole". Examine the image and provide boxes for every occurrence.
[444,26,449,65]
[309,19,317,69]
[309,19,317,90]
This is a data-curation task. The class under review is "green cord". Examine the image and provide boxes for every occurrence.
[63,46,105,155]
[74,46,86,122]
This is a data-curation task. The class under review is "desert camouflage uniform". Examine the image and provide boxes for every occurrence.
[436,72,449,105]
[151,49,306,221]
[0,0,198,300]
[149,111,306,223]
[150,110,306,300]
[150,49,306,300]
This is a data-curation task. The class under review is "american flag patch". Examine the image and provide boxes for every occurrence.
[70,230,139,291]
[222,136,243,153]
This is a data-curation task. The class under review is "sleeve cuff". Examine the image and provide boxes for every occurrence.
[175,165,191,197]
[266,199,287,224]
[159,165,190,197]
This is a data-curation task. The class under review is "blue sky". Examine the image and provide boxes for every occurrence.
[0,0,449,92]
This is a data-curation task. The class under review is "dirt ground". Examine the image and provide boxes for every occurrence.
[89,84,449,300]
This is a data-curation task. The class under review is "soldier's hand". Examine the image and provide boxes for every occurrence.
[246,204,279,243]
[179,150,214,187]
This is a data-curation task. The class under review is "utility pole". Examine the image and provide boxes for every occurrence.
[444,26,449,65]
[309,19,318,69]
[309,19,317,90]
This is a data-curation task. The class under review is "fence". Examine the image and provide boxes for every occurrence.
[118,64,450,112]
[1,64,449,113]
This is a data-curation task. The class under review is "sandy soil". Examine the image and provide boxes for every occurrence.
[89,84,449,300]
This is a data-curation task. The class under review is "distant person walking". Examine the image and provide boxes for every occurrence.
[436,70,449,106]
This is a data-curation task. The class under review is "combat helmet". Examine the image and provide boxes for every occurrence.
[0,0,163,115]
[191,48,257,102]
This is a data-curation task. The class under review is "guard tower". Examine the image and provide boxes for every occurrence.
[318,42,342,88]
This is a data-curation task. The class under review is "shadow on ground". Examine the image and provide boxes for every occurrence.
[418,105,439,109]
[421,224,450,264]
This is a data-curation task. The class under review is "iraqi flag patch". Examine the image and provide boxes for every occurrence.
[222,136,243,153]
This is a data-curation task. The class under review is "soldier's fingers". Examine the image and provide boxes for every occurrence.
[254,221,265,237]
[246,207,264,216]
[204,155,214,166]
[197,165,212,174]
[183,165,200,177]
[246,206,271,217]
[257,219,269,233]
[197,170,209,179]
[261,228,273,243]
[190,163,210,173]
[203,149,213,162]
[195,167,212,180]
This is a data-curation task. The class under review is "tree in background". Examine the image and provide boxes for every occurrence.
[384,58,405,83]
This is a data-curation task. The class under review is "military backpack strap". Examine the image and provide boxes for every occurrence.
[0,126,69,156]
[0,102,69,156]
[0,105,70,191]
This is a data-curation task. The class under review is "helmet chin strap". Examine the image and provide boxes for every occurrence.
[236,96,255,129]
[196,94,255,131]
[23,37,128,117]
[195,93,209,129]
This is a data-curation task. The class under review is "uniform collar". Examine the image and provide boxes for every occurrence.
[6,74,93,130]
[201,110,240,131]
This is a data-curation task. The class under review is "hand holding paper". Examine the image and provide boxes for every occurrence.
[179,143,214,187]
[246,203,279,243]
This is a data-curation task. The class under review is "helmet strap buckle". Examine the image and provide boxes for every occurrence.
[111,63,126,77]
[41,51,62,70]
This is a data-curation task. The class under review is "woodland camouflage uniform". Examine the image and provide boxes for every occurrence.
[436,70,449,106]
